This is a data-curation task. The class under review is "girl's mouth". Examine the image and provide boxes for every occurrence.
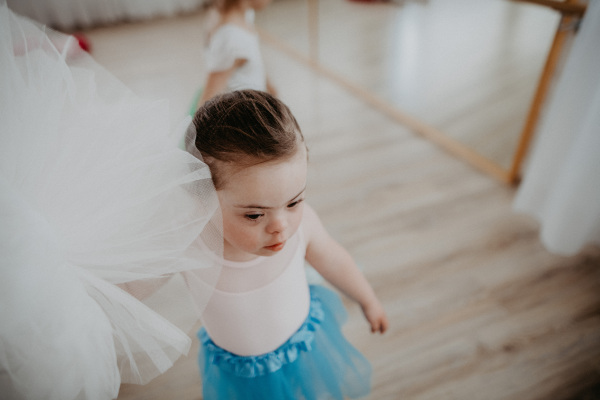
[265,241,285,252]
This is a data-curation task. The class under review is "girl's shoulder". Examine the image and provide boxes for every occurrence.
[301,203,322,246]
[208,23,256,45]
[205,6,255,39]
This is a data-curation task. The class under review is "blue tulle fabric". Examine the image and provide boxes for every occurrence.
[197,285,372,400]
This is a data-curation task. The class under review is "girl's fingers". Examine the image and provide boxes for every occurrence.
[380,317,389,334]
[372,316,389,334]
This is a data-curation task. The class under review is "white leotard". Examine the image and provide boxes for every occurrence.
[200,228,311,356]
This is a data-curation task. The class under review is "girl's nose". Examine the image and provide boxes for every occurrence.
[267,214,287,234]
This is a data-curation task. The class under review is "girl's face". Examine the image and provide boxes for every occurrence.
[217,147,307,262]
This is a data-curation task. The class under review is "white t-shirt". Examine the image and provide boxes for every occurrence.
[205,24,267,92]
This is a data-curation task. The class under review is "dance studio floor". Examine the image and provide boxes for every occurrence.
[79,1,600,399]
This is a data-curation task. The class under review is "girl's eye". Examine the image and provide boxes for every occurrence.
[287,199,304,208]
[245,213,263,221]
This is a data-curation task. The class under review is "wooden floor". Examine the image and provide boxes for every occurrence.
[79,3,600,400]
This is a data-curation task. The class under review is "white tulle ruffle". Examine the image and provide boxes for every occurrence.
[513,0,600,255]
[0,3,222,399]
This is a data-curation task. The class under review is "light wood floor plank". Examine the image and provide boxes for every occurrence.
[78,6,600,400]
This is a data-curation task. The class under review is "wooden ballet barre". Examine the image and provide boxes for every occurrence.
[510,0,586,16]
[272,0,587,185]
[508,0,586,184]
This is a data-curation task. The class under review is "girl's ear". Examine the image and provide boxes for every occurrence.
[201,155,226,190]
[202,155,217,164]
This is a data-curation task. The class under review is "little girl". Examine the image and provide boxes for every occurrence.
[190,0,276,114]
[190,89,389,399]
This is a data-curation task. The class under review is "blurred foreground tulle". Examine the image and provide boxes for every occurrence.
[0,3,223,399]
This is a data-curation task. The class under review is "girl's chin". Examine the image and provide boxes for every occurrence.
[223,240,286,261]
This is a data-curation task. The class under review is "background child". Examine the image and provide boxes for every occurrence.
[191,89,388,399]
[190,0,276,115]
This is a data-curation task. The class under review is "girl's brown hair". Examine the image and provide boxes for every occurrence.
[192,90,305,189]
[202,0,238,13]
[216,0,240,12]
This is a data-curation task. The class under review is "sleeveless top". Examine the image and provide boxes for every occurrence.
[200,227,311,356]
[205,24,267,93]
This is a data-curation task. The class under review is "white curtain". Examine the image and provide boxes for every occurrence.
[514,0,600,256]
[6,0,207,30]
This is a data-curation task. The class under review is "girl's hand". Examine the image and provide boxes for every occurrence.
[361,299,389,334]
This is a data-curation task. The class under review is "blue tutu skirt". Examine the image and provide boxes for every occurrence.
[197,285,372,400]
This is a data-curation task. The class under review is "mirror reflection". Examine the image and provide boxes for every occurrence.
[256,0,560,173]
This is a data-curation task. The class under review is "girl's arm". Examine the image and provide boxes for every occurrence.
[196,58,247,109]
[303,204,389,334]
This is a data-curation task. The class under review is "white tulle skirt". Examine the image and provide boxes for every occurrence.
[0,3,222,399]
[513,0,600,256]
